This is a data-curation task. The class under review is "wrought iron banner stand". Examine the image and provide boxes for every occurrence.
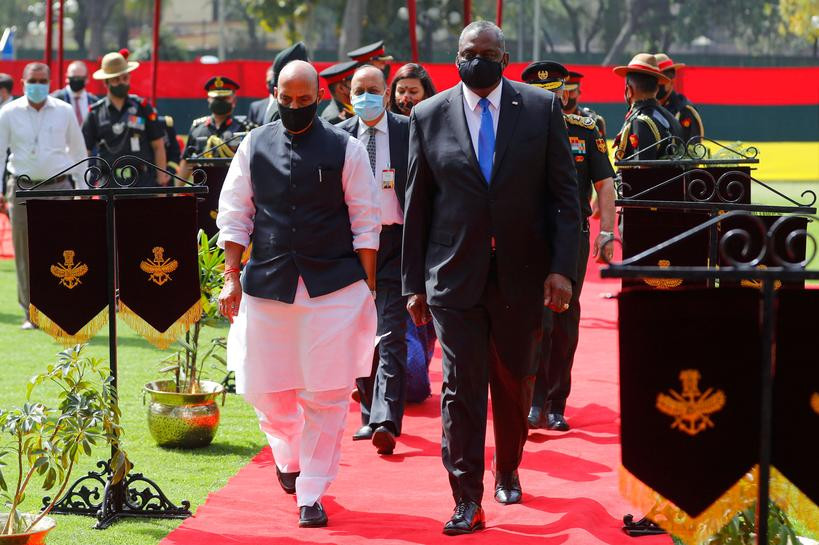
[601,210,818,545]
[17,156,208,529]
[610,138,816,537]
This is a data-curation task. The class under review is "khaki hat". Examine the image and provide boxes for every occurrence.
[654,53,686,74]
[92,51,139,80]
[613,53,670,82]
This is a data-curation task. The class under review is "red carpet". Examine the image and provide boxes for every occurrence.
[160,223,672,545]
[0,214,12,259]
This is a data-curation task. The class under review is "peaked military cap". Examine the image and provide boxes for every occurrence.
[347,40,393,63]
[564,70,583,91]
[205,76,240,97]
[273,42,309,85]
[521,61,568,91]
[319,61,359,85]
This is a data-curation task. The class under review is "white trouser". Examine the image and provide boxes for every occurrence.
[244,388,350,507]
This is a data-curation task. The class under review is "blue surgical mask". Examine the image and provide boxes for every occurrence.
[24,82,50,104]
[351,91,386,122]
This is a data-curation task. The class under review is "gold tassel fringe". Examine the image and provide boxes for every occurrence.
[619,465,760,545]
[29,304,108,346]
[118,299,202,350]
[770,466,819,535]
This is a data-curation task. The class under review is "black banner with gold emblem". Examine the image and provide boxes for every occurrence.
[771,289,819,533]
[27,199,109,345]
[618,288,762,543]
[115,196,201,349]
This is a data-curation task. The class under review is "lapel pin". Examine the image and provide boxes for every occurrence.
[512,101,519,106]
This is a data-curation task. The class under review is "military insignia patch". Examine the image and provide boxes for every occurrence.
[140,246,179,286]
[569,136,586,154]
[656,369,726,436]
[682,118,691,127]
[628,133,639,149]
[215,76,224,88]
[50,250,88,289]
[596,138,607,153]
[575,155,584,162]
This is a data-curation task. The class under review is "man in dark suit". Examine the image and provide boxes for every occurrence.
[338,65,409,456]
[51,61,98,127]
[402,21,580,534]
[247,42,309,126]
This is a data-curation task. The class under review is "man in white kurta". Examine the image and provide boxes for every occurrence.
[217,61,380,528]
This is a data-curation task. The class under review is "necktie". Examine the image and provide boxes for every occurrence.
[477,97,495,183]
[367,126,377,176]
[73,96,83,126]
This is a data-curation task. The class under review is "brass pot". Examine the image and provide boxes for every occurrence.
[0,515,56,545]
[144,380,225,449]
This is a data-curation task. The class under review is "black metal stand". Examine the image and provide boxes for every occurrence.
[602,210,819,545]
[18,156,208,529]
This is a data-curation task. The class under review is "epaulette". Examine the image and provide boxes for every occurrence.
[635,114,661,141]
[89,98,106,110]
[192,115,210,126]
[564,113,596,130]
[164,115,174,128]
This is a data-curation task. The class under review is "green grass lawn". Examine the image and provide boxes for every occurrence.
[0,260,267,545]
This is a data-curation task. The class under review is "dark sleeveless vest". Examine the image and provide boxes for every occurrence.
[242,118,365,303]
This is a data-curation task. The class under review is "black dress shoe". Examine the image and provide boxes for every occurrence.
[276,467,299,494]
[298,502,328,528]
[494,470,522,504]
[443,501,485,535]
[527,406,544,429]
[371,425,396,455]
[352,425,373,441]
[547,413,570,431]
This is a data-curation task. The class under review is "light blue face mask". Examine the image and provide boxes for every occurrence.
[351,91,386,122]
[24,82,50,104]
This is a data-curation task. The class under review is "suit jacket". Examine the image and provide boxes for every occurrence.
[336,111,410,211]
[247,97,278,126]
[401,78,580,309]
[51,88,99,108]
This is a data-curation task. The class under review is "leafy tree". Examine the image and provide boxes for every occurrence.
[779,0,819,55]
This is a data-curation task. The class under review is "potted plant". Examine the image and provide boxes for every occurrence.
[671,501,805,545]
[0,345,129,543]
[144,230,228,449]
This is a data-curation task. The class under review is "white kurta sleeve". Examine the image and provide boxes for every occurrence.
[342,136,381,251]
[216,132,255,249]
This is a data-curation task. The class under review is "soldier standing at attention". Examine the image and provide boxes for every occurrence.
[612,54,683,161]
[563,71,607,138]
[319,61,358,125]
[521,61,617,432]
[82,49,169,186]
[178,76,255,178]
[654,53,704,143]
[347,40,394,80]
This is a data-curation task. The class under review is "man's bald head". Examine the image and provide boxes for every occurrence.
[277,61,319,97]
[67,61,88,78]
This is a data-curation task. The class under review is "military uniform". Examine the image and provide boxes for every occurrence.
[160,115,181,173]
[183,114,255,159]
[613,98,683,161]
[319,61,358,125]
[522,61,616,431]
[564,71,607,138]
[663,90,703,143]
[82,94,165,186]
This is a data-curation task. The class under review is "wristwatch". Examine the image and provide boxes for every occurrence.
[599,230,615,238]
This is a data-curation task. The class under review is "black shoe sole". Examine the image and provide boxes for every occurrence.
[352,433,373,441]
[494,492,522,505]
[298,518,328,528]
[443,522,485,535]
[372,429,396,455]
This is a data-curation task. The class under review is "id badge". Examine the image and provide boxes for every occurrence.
[381,168,395,189]
[130,136,141,152]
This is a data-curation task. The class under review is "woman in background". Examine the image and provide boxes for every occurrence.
[389,63,436,117]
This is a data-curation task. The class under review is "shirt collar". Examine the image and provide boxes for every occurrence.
[462,80,503,112]
[26,96,55,111]
[357,111,389,137]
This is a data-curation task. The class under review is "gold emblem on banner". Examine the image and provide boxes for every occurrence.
[50,250,88,289]
[811,392,819,415]
[643,260,683,289]
[740,265,782,291]
[140,246,178,286]
[656,369,726,436]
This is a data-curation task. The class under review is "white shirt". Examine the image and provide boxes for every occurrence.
[0,96,87,181]
[217,126,381,252]
[356,113,404,226]
[461,81,502,159]
[64,87,91,124]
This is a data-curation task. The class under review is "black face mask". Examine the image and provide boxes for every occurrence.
[563,97,577,112]
[397,99,415,116]
[457,57,503,90]
[267,80,276,95]
[109,83,129,98]
[68,77,86,92]
[656,86,669,100]
[279,100,318,133]
[209,98,232,116]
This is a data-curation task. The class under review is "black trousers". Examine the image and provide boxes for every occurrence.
[431,259,541,505]
[533,228,590,415]
[356,225,409,434]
